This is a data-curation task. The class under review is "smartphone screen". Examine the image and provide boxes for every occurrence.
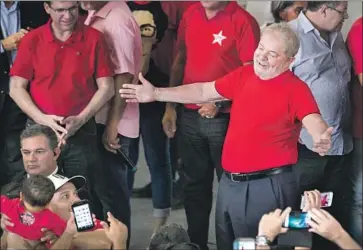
[284,212,310,229]
[300,192,333,210]
[72,201,94,232]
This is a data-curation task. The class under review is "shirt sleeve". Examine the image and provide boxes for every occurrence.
[176,11,187,51]
[290,80,320,121]
[106,17,140,75]
[9,33,34,80]
[214,65,253,100]
[347,19,363,75]
[94,33,114,79]
[235,14,260,64]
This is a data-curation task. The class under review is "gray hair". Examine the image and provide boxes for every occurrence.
[148,224,191,250]
[261,22,300,58]
[20,124,58,150]
[307,1,345,11]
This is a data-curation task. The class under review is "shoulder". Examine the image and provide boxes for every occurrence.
[231,3,258,25]
[347,17,362,41]
[181,3,200,20]
[20,25,45,46]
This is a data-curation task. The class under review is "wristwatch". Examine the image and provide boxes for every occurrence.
[255,235,272,246]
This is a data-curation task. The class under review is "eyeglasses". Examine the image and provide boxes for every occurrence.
[140,24,156,38]
[327,6,349,19]
[49,4,79,15]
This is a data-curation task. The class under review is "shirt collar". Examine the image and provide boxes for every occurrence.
[27,166,59,178]
[94,2,114,19]
[197,1,238,17]
[298,12,316,34]
[43,19,84,44]
[0,1,19,12]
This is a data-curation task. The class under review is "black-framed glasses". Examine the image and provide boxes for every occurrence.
[140,24,156,38]
[49,4,79,15]
[327,6,349,19]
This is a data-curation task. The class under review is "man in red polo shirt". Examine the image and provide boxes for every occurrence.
[8,1,114,208]
[159,2,259,249]
[120,23,333,249]
[344,16,362,246]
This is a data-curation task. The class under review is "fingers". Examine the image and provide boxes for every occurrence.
[138,72,148,85]
[19,29,29,35]
[125,98,139,103]
[51,115,65,122]
[322,127,334,137]
[107,212,116,223]
[100,221,110,232]
[280,207,292,221]
[121,84,138,91]
[309,209,325,224]
[318,208,332,219]
[280,228,289,234]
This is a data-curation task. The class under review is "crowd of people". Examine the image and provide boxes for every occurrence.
[0,1,361,250]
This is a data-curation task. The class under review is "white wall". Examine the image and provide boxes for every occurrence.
[238,1,362,38]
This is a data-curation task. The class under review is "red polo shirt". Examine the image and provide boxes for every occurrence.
[346,17,363,139]
[10,20,113,117]
[215,65,320,173]
[1,195,66,240]
[177,2,260,110]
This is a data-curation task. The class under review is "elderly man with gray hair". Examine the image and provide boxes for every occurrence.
[119,22,333,249]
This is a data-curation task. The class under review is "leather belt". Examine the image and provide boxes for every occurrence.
[224,165,292,182]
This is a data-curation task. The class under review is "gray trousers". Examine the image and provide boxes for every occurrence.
[215,170,297,250]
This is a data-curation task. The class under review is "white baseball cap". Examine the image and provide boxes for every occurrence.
[48,174,86,191]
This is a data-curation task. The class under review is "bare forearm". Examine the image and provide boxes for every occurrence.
[155,82,223,104]
[334,230,362,250]
[112,241,127,250]
[302,114,328,139]
[50,232,73,250]
[106,74,133,127]
[78,78,114,122]
[167,51,186,109]
[9,84,44,123]
[72,230,112,249]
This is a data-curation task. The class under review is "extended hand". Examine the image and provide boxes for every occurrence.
[103,125,121,154]
[101,212,128,248]
[119,73,156,103]
[1,29,28,51]
[162,107,177,138]
[313,127,333,156]
[60,115,85,139]
[197,103,219,118]
[302,189,322,212]
[258,207,291,242]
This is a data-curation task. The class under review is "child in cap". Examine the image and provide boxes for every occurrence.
[1,175,66,249]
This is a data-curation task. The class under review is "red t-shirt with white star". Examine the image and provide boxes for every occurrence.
[177,1,260,110]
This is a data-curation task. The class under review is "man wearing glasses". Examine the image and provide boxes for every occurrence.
[289,1,351,249]
[8,1,115,216]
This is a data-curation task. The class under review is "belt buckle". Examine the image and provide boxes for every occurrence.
[231,173,246,182]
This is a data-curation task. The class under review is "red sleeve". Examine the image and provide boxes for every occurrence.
[347,18,363,75]
[214,65,253,100]
[47,211,67,236]
[290,80,320,121]
[234,11,260,64]
[94,33,114,79]
[1,195,18,214]
[9,32,35,80]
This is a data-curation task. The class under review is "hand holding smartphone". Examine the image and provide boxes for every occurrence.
[300,191,333,210]
[71,200,95,232]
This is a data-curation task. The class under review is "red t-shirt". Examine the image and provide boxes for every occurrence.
[10,20,114,117]
[215,65,320,173]
[346,17,363,139]
[177,2,260,110]
[1,195,66,241]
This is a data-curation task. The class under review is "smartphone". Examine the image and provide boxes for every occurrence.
[117,148,136,172]
[283,211,310,229]
[71,200,95,232]
[300,192,333,210]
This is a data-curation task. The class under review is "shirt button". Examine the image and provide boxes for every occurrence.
[4,71,7,74]
[0,90,4,94]
[61,46,64,49]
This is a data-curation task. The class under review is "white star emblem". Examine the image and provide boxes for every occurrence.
[212,30,226,46]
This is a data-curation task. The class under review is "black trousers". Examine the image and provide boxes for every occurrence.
[0,93,26,188]
[216,170,297,250]
[342,139,362,246]
[293,143,351,250]
[178,108,229,250]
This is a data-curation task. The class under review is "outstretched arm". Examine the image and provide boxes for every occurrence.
[120,73,227,104]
